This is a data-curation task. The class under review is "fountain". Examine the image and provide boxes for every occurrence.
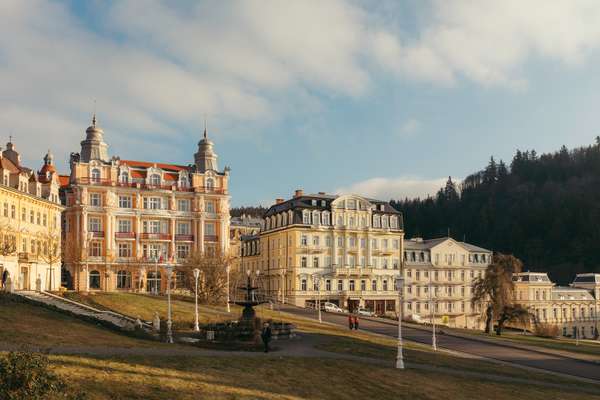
[234,273,267,321]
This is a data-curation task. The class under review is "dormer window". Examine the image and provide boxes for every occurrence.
[91,168,101,183]
[120,172,129,183]
[302,210,311,224]
[206,178,214,191]
[150,174,161,186]
[311,199,317,206]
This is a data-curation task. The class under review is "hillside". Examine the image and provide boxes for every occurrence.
[392,138,600,284]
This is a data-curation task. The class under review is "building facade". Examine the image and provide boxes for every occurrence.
[242,190,405,314]
[403,237,491,329]
[0,140,64,291]
[513,272,600,339]
[61,116,230,293]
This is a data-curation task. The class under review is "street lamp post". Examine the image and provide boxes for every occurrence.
[226,264,231,313]
[396,275,405,369]
[429,274,437,351]
[165,264,174,344]
[312,273,322,323]
[193,268,200,332]
[153,253,160,296]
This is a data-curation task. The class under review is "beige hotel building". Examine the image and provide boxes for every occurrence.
[241,190,405,314]
[0,140,64,291]
[239,192,493,327]
[61,116,230,293]
[513,272,600,339]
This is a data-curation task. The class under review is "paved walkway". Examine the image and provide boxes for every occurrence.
[280,304,600,383]
[2,332,599,394]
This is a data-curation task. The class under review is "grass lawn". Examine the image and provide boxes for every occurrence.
[0,294,151,348]
[63,292,237,329]
[3,292,600,399]
[51,354,600,400]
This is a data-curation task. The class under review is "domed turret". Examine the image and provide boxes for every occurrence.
[80,114,109,163]
[40,149,56,175]
[194,127,219,173]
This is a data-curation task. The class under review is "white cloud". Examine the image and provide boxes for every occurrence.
[371,0,600,86]
[397,118,421,138]
[335,176,451,200]
[3,0,600,171]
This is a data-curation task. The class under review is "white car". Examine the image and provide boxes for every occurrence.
[324,302,344,313]
[356,308,375,317]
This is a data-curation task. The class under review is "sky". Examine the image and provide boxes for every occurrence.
[2,0,600,206]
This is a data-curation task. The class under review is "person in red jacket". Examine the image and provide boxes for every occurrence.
[348,314,354,330]
[353,315,359,330]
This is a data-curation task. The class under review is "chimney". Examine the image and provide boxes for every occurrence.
[318,191,326,195]
[275,198,284,204]
[294,189,304,198]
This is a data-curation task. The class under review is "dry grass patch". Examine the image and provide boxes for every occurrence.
[0,295,150,348]
[51,354,600,400]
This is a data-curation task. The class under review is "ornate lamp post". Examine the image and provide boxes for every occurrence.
[312,273,322,323]
[429,274,437,351]
[193,268,200,332]
[396,275,405,369]
[226,264,231,313]
[165,264,174,344]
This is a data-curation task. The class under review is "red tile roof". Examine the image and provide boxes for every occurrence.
[130,170,146,179]
[59,175,70,187]
[164,173,179,181]
[0,157,20,173]
[120,160,190,172]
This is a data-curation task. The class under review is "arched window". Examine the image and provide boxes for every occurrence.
[91,169,101,183]
[312,211,320,225]
[179,176,188,187]
[147,271,161,293]
[322,212,330,226]
[150,174,161,186]
[337,215,343,226]
[302,210,311,225]
[89,270,101,289]
[120,172,129,184]
[206,178,214,191]
[117,270,131,289]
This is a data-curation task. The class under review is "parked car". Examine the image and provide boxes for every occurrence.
[324,302,344,313]
[356,308,375,317]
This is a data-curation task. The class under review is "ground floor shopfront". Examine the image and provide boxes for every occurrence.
[64,262,190,294]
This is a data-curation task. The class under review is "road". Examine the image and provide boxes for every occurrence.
[280,305,600,382]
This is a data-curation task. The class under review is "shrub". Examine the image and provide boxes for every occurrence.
[534,323,559,338]
[0,351,85,400]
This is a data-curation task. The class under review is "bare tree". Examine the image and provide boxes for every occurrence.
[35,230,62,290]
[178,250,239,304]
[0,222,17,257]
[472,253,525,335]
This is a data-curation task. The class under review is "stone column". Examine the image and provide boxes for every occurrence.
[367,233,372,267]
[199,216,205,254]
[170,218,176,259]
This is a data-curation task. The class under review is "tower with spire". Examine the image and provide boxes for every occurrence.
[80,114,109,163]
[194,124,219,173]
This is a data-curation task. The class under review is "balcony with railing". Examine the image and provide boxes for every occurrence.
[75,177,226,194]
[139,233,171,240]
[90,231,105,238]
[335,268,374,277]
[204,235,218,242]
[115,232,136,239]
[175,234,194,242]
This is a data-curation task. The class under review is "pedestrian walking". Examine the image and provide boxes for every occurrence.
[261,322,272,353]
[348,314,354,330]
[1,269,8,290]
[353,315,359,330]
